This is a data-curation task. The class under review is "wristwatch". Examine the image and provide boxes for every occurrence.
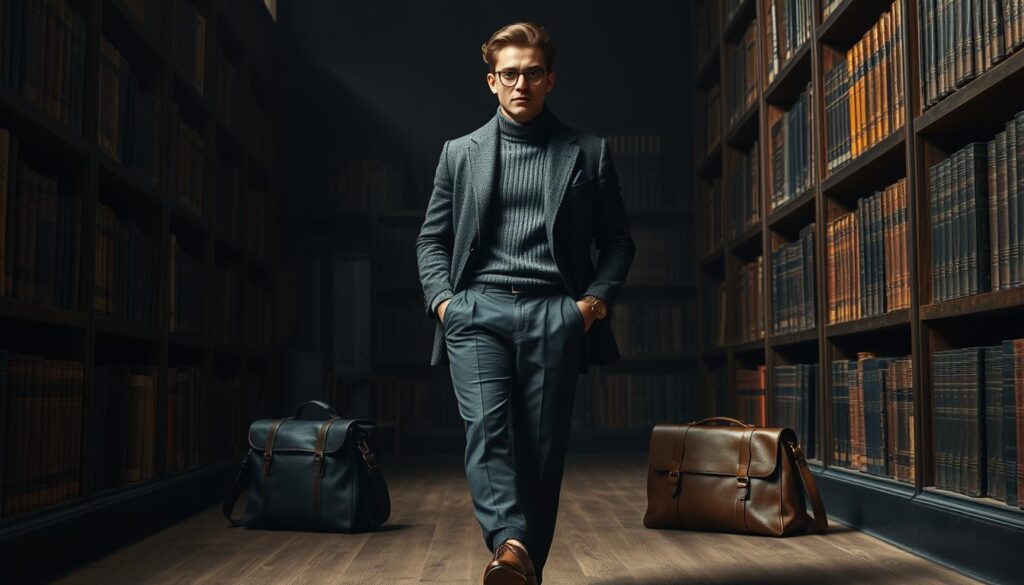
[581,295,608,320]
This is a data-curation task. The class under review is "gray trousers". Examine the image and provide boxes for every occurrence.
[443,282,585,583]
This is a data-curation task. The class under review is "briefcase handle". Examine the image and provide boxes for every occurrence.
[294,400,341,420]
[690,416,754,428]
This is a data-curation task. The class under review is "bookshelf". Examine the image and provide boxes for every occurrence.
[0,0,284,579]
[694,0,1024,582]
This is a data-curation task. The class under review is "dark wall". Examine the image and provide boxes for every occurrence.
[276,0,693,213]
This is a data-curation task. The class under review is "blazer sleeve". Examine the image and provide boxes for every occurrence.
[582,137,636,316]
[416,139,456,320]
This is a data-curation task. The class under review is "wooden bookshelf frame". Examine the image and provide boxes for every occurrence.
[0,0,284,579]
[694,0,1024,582]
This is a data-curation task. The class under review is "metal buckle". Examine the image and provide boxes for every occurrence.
[736,476,749,500]
[668,470,680,484]
[358,439,380,469]
[788,441,807,467]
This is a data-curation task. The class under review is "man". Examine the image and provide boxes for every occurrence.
[415,21,635,585]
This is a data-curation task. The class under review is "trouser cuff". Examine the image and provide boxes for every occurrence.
[490,526,530,553]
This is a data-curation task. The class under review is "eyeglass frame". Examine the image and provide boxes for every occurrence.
[491,66,550,87]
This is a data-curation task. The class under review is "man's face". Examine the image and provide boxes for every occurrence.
[486,45,555,123]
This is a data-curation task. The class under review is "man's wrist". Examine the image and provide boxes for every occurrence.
[580,294,608,319]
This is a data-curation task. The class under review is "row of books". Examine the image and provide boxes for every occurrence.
[736,255,765,342]
[95,201,159,327]
[211,261,239,345]
[99,36,161,185]
[919,0,1024,111]
[607,133,681,213]
[695,0,721,73]
[243,83,275,169]
[169,102,206,219]
[930,111,1024,301]
[244,280,274,352]
[698,178,723,256]
[172,1,206,95]
[573,370,700,429]
[736,365,766,426]
[609,301,698,358]
[823,0,906,174]
[1,130,81,307]
[771,223,816,334]
[0,0,87,135]
[376,222,419,291]
[331,257,372,374]
[698,83,722,159]
[769,82,814,210]
[627,226,694,286]
[213,38,241,129]
[821,0,844,21]
[826,178,911,323]
[701,277,727,348]
[773,363,817,459]
[831,354,916,484]
[215,162,241,244]
[116,0,161,38]
[726,21,758,126]
[243,185,272,259]
[765,0,813,84]
[728,142,761,239]
[932,342,1022,507]
[169,233,204,335]
[0,351,84,518]
[330,156,408,213]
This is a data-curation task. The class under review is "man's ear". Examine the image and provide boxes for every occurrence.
[546,71,556,93]
[486,73,498,95]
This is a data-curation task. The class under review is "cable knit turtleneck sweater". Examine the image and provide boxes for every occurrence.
[462,103,563,289]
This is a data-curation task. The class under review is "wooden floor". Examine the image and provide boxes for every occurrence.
[51,453,980,585]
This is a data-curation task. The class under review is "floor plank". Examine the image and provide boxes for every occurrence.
[51,453,982,585]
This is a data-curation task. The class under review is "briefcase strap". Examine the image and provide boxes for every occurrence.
[784,440,828,533]
[222,434,390,528]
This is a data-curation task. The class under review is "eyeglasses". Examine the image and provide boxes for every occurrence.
[494,66,548,87]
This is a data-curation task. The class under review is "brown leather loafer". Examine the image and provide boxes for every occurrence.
[483,540,537,585]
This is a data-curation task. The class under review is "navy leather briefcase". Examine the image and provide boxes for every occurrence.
[223,400,390,532]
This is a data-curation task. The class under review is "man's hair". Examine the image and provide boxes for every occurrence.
[480,21,556,73]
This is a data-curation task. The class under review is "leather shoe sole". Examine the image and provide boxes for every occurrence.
[483,563,527,585]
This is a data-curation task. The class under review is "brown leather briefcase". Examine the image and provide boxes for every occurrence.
[643,417,827,536]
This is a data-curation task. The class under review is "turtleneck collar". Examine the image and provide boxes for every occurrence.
[496,103,552,143]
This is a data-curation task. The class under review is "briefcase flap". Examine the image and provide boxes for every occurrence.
[648,423,784,478]
[247,418,374,454]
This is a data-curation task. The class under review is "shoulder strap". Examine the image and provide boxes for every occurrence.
[784,440,828,533]
[223,451,251,527]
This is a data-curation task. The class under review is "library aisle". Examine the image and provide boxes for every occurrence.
[50,454,979,585]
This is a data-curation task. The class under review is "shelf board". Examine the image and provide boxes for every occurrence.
[918,487,1024,531]
[701,346,727,360]
[723,0,756,43]
[817,0,898,45]
[697,141,723,178]
[97,150,163,208]
[825,308,911,338]
[764,41,811,106]
[0,297,89,329]
[915,45,1024,138]
[0,83,91,158]
[769,327,818,347]
[695,44,721,88]
[819,465,916,498]
[101,0,165,68]
[728,222,762,255]
[730,338,765,355]
[168,330,208,351]
[767,186,816,233]
[95,317,161,342]
[920,287,1024,321]
[820,130,906,201]
[699,247,724,270]
[726,100,759,149]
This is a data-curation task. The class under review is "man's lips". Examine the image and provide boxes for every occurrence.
[512,97,530,102]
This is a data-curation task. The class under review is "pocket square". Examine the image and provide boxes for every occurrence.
[570,170,594,187]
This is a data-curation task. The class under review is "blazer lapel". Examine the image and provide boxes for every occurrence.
[468,116,499,246]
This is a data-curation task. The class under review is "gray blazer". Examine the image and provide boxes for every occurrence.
[416,107,636,374]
